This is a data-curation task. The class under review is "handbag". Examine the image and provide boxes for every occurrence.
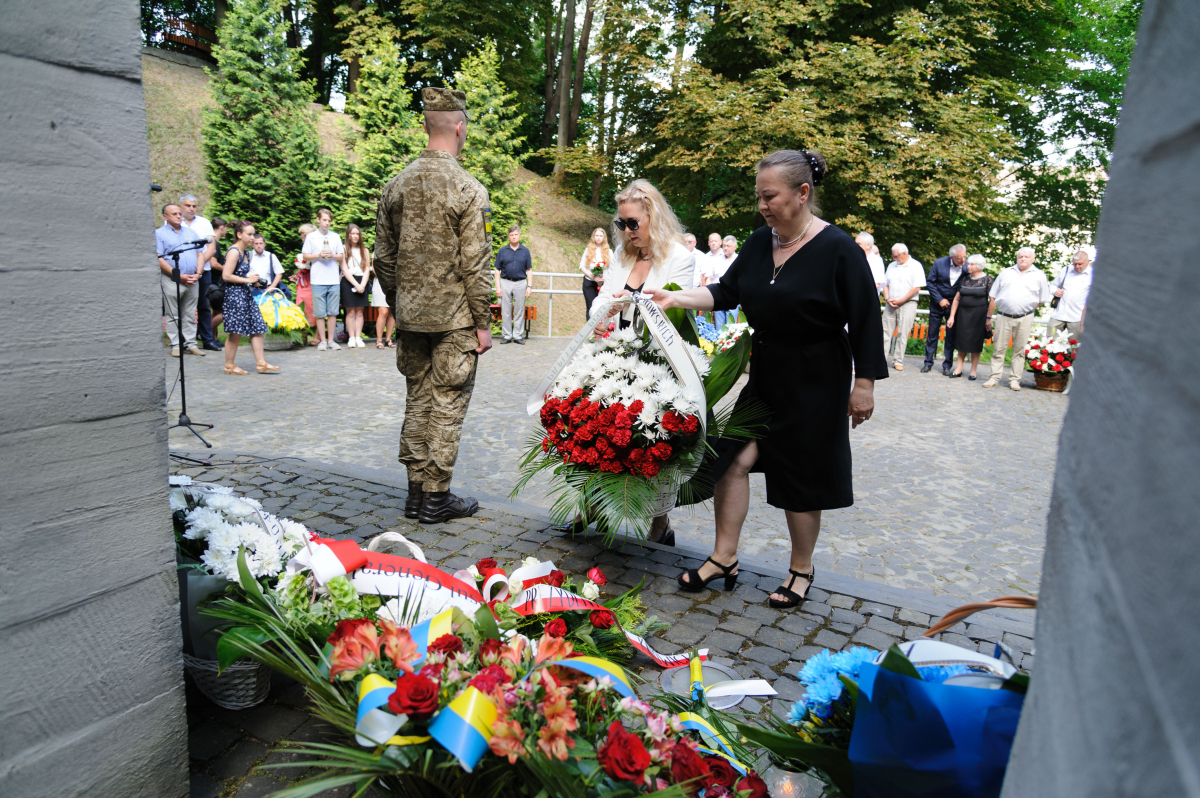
[1049,267,1068,310]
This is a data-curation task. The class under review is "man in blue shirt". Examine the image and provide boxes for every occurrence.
[156,203,205,357]
[491,225,533,344]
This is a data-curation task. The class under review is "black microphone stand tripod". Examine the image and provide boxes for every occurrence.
[163,240,214,449]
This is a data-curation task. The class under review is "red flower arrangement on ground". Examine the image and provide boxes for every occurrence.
[1025,329,1080,375]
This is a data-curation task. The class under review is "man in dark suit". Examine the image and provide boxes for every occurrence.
[923,244,967,374]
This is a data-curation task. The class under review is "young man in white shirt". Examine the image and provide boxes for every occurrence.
[248,234,282,296]
[1045,249,1092,339]
[881,243,926,370]
[302,208,345,350]
[983,246,1052,390]
[180,193,222,351]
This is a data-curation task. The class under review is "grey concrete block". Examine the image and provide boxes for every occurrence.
[235,775,291,798]
[188,723,241,761]
[851,627,897,651]
[812,630,849,650]
[718,617,762,638]
[755,628,806,652]
[858,602,895,619]
[791,646,825,664]
[898,608,930,625]
[775,615,821,636]
[663,625,706,647]
[828,594,857,609]
[741,646,790,666]
[832,608,866,626]
[210,739,269,780]
[700,631,745,653]
[866,615,904,636]
[239,706,308,745]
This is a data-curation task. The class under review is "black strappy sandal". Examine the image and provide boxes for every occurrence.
[768,567,815,609]
[549,516,588,536]
[677,556,739,593]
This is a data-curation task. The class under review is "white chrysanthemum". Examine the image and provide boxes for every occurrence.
[654,381,681,404]
[169,475,194,486]
[227,498,260,518]
[637,402,661,430]
[279,519,311,552]
[184,507,226,540]
[202,492,236,512]
[201,548,237,580]
[205,523,240,553]
[169,488,188,511]
[614,326,639,343]
[205,485,235,495]
[685,343,712,376]
[590,376,623,402]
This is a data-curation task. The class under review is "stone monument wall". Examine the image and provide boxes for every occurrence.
[0,2,188,796]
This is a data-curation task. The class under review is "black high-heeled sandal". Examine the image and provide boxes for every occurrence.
[768,567,815,609]
[677,556,739,593]
[649,527,675,547]
[550,516,587,535]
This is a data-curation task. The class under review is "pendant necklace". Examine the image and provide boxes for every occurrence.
[770,216,814,284]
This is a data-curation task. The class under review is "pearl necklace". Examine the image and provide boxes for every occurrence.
[770,216,815,284]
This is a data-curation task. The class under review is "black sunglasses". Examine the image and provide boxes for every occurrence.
[614,214,647,231]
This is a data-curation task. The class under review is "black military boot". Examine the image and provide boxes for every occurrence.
[404,481,425,519]
[419,489,479,524]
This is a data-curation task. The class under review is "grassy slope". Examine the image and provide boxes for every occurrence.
[141,51,602,336]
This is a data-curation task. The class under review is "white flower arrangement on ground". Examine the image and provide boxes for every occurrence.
[172,483,308,581]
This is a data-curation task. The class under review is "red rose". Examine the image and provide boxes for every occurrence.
[478,637,505,662]
[546,570,566,587]
[476,558,498,572]
[704,756,739,789]
[387,672,440,719]
[735,772,769,798]
[327,618,375,645]
[428,633,464,656]
[671,742,712,793]
[590,609,616,629]
[587,567,608,586]
[468,664,509,694]
[598,720,651,782]
[545,618,568,637]
[1069,338,1078,344]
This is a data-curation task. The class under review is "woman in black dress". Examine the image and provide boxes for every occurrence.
[638,150,888,608]
[946,254,993,380]
[221,220,278,375]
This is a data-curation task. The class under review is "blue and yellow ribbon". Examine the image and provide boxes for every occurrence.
[427,686,497,772]
[697,745,750,776]
[354,674,431,747]
[678,712,739,761]
[530,655,634,698]
[409,609,455,666]
[690,656,705,701]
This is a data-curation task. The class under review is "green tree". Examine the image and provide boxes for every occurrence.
[202,0,321,250]
[455,42,531,252]
[332,3,425,232]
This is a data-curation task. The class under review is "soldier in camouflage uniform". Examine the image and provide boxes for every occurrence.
[374,87,494,524]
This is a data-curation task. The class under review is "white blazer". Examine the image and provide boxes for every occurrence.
[601,240,697,323]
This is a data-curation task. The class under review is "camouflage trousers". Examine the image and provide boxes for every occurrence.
[396,328,479,492]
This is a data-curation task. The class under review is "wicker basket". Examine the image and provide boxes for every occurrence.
[1034,372,1068,392]
[183,653,271,710]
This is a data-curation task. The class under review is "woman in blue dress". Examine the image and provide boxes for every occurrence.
[221,220,278,375]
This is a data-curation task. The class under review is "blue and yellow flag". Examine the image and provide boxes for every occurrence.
[409,609,455,666]
[427,686,497,772]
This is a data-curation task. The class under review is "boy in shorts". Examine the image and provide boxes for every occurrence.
[302,209,345,350]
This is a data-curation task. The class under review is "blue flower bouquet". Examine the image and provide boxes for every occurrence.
[739,633,1029,798]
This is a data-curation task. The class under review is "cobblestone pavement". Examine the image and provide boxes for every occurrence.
[175,457,1037,797]
[169,337,1065,598]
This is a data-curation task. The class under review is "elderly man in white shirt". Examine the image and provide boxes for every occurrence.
[983,247,1052,389]
[856,231,886,293]
[1045,249,1093,339]
[180,193,222,351]
[881,243,925,370]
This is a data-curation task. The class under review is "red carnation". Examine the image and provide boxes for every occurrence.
[598,721,651,782]
[587,567,608,586]
[641,461,660,478]
[683,415,699,434]
[735,772,770,798]
[428,633,464,656]
[650,442,673,461]
[478,637,505,662]
[545,618,568,637]
[468,664,510,694]
[629,400,644,414]
[327,618,375,645]
[670,742,712,794]
[615,411,634,429]
[546,569,566,587]
[590,609,616,629]
[387,672,440,719]
[704,756,739,789]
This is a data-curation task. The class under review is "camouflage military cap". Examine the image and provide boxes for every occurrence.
[421,87,470,120]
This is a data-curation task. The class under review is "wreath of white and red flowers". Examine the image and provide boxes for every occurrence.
[1025,329,1079,375]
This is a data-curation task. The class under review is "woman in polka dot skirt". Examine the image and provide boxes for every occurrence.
[220,220,278,375]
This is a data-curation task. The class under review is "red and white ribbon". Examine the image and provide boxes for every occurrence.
[287,535,370,584]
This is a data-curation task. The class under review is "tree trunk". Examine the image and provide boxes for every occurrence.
[589,25,609,207]
[282,2,299,50]
[553,0,576,172]
[567,0,594,147]
[670,0,689,91]
[541,0,564,150]
[344,0,362,95]
[214,0,228,42]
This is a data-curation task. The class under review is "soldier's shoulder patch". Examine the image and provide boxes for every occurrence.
[482,207,493,242]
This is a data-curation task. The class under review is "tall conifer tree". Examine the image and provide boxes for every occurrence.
[456,42,529,252]
[202,0,321,249]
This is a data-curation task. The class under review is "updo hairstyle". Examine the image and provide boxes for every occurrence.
[756,149,828,215]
